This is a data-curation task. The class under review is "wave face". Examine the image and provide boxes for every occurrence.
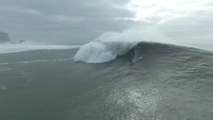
[1,42,213,120]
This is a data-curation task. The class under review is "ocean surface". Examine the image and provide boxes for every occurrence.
[0,42,213,120]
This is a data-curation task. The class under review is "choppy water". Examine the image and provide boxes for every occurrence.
[0,42,213,120]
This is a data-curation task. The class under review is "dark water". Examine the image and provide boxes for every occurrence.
[0,42,213,120]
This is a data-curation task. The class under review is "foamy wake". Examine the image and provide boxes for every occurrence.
[0,42,79,54]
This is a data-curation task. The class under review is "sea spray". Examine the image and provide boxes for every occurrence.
[74,27,176,63]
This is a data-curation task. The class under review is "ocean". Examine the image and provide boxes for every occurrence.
[0,42,213,120]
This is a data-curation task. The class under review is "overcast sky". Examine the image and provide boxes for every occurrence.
[0,0,134,44]
[0,0,213,50]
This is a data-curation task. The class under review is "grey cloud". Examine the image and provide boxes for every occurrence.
[0,0,135,44]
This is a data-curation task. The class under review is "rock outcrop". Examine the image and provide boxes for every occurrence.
[0,31,10,43]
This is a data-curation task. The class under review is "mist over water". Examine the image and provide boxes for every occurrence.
[74,23,213,63]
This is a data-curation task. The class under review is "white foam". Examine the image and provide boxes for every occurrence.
[0,42,79,54]
[74,40,136,63]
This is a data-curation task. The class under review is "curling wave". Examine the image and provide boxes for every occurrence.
[74,40,137,63]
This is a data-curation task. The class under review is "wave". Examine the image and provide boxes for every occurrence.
[74,39,213,64]
[0,42,79,54]
[74,40,137,63]
[74,39,183,64]
[73,30,179,63]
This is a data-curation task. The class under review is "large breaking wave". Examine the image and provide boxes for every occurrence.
[74,40,136,63]
[73,41,178,63]
[74,28,177,63]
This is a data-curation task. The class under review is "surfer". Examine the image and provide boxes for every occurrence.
[130,47,143,65]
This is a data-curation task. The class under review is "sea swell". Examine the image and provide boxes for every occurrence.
[1,42,213,120]
[74,40,207,64]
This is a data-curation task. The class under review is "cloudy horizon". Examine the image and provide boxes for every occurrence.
[0,0,213,50]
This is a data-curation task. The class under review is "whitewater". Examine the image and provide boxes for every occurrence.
[0,42,79,54]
